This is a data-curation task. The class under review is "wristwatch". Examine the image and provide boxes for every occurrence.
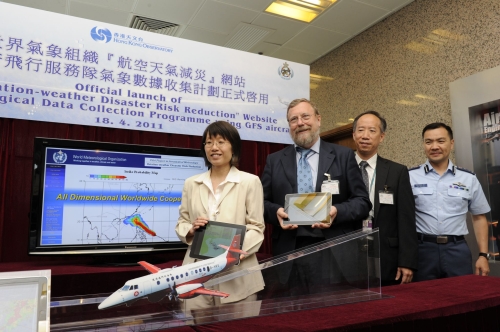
[479,252,490,259]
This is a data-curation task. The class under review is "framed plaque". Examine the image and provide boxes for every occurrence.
[283,192,332,225]
[190,221,246,260]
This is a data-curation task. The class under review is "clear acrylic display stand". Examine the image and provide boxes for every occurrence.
[50,229,386,331]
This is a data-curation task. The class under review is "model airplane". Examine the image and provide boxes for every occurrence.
[482,132,500,143]
[98,234,246,309]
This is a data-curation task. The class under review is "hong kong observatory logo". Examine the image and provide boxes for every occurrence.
[278,62,294,80]
[91,26,112,43]
[53,150,68,164]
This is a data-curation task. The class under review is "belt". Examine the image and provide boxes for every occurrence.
[417,233,465,244]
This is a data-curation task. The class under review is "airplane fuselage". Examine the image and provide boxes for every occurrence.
[99,253,229,309]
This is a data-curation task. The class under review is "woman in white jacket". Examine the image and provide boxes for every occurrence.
[175,121,265,313]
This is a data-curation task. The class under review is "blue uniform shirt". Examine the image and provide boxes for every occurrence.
[409,160,490,236]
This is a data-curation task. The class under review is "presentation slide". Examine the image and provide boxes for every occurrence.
[40,147,206,246]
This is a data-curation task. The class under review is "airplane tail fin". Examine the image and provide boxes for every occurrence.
[218,234,248,257]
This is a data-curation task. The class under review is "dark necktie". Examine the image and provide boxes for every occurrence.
[359,160,369,192]
[297,147,314,193]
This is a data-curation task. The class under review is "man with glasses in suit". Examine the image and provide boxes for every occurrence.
[261,98,371,293]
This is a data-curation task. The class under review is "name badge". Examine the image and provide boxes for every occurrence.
[379,191,394,205]
[362,219,372,231]
[322,180,339,195]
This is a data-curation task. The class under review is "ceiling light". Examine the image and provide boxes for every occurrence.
[415,94,436,100]
[310,73,333,89]
[310,73,334,82]
[289,0,320,9]
[432,29,465,41]
[422,37,444,45]
[405,29,466,55]
[404,41,437,54]
[310,82,319,89]
[425,33,448,43]
[265,0,337,23]
[397,100,419,106]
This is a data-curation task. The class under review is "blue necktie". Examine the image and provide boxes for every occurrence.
[297,147,314,193]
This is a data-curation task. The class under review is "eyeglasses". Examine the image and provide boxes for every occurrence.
[204,140,228,148]
[288,113,314,125]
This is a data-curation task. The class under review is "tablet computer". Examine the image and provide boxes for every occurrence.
[189,221,246,260]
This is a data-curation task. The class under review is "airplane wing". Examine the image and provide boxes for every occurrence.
[218,244,248,255]
[138,261,161,274]
[192,288,229,298]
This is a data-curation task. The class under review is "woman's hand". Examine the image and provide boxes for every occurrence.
[188,217,209,236]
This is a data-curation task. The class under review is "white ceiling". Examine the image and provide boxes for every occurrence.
[1,0,413,65]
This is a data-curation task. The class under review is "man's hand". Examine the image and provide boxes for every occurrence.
[311,205,337,229]
[395,267,413,284]
[475,256,490,276]
[329,205,337,223]
[277,207,297,230]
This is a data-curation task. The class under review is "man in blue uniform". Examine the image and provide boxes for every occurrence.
[409,122,490,281]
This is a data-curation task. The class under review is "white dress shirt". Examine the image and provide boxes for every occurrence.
[355,153,378,219]
[200,166,240,220]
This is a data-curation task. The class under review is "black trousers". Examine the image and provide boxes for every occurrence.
[413,237,472,282]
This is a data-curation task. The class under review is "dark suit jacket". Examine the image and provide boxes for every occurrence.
[261,139,371,256]
[373,156,418,281]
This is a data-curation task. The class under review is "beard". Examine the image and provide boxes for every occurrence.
[291,127,319,148]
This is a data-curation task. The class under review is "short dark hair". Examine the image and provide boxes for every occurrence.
[352,110,387,133]
[200,121,241,168]
[287,98,320,120]
[422,122,453,139]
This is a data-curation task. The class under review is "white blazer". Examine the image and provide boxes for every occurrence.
[176,166,265,303]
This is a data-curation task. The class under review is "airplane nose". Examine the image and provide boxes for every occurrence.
[98,298,112,309]
[98,292,123,309]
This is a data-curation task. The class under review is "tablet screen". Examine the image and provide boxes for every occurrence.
[190,221,246,260]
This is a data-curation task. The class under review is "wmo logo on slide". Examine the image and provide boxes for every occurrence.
[90,26,112,43]
[53,150,67,164]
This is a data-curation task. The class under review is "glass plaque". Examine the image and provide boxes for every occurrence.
[283,192,332,225]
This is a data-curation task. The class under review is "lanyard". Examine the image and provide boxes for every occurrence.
[369,167,376,195]
[368,167,376,218]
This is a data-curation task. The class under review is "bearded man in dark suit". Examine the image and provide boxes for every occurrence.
[261,98,371,291]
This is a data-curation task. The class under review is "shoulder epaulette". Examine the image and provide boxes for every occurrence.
[408,165,422,171]
[456,166,475,175]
